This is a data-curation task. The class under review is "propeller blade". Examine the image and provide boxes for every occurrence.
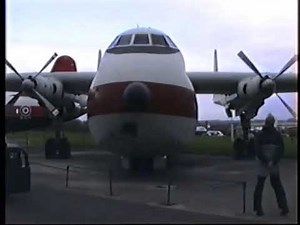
[6,91,22,105]
[237,51,263,78]
[31,89,60,117]
[33,52,58,79]
[273,55,298,80]
[97,49,102,70]
[5,59,24,81]
[275,93,297,119]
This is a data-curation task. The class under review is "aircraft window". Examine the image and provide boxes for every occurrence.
[151,34,168,46]
[108,36,119,48]
[165,36,177,48]
[116,35,132,46]
[133,34,149,44]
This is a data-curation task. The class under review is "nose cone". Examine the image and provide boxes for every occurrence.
[123,82,151,112]
[21,79,35,91]
[261,79,275,97]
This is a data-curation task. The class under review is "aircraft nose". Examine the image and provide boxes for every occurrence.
[261,79,275,97]
[123,82,151,112]
[21,79,35,91]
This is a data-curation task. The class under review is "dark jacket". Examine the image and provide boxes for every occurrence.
[254,126,284,165]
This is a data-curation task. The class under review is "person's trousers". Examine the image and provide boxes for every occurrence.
[253,174,289,212]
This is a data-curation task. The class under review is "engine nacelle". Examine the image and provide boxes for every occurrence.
[61,103,86,122]
[237,76,261,99]
[34,76,64,102]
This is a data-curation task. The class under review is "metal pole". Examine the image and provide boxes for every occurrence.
[231,118,235,143]
[166,155,171,205]
[242,182,246,213]
[167,174,171,205]
[26,131,29,151]
[66,165,69,188]
[109,167,113,196]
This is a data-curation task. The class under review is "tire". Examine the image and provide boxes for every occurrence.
[45,138,55,159]
[59,138,71,159]
[129,157,153,171]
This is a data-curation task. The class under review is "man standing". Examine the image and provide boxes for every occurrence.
[253,114,289,216]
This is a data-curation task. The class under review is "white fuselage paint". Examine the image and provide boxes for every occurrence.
[91,51,193,89]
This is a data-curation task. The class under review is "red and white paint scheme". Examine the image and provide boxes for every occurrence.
[5,95,51,132]
[88,27,198,159]
[5,55,84,133]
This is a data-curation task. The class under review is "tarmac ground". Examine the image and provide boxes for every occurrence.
[5,150,298,224]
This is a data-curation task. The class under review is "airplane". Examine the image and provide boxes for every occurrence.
[6,27,297,170]
[5,55,88,158]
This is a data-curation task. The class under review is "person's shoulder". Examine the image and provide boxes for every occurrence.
[275,129,283,138]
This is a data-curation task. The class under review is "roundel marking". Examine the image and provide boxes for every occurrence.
[20,106,32,116]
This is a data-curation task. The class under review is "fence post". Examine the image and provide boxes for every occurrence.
[109,167,113,196]
[166,174,171,205]
[242,181,246,213]
[166,155,173,205]
[66,165,70,188]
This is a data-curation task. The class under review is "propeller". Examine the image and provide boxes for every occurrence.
[275,93,296,119]
[237,51,297,119]
[6,92,22,105]
[97,49,102,71]
[6,53,59,117]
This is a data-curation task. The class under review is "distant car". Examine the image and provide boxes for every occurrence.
[195,126,207,135]
[205,130,224,136]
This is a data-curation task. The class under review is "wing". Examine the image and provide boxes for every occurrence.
[187,72,297,94]
[6,72,96,94]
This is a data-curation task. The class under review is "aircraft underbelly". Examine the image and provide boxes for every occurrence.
[88,113,196,157]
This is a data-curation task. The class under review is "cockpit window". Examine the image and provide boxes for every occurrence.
[165,36,177,48]
[151,34,168,46]
[133,34,149,45]
[116,34,132,46]
[108,36,119,48]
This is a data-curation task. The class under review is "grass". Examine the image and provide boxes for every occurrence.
[190,136,297,158]
[6,131,298,158]
[6,130,96,151]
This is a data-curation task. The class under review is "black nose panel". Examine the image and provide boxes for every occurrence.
[123,82,151,112]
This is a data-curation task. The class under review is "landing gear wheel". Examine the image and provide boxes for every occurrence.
[45,138,71,159]
[45,138,55,159]
[59,138,71,159]
[129,157,154,172]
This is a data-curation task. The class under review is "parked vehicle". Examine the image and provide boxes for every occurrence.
[205,130,224,136]
[195,126,207,135]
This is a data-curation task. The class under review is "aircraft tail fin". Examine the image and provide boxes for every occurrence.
[51,55,77,72]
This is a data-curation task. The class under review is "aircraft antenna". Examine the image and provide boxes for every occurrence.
[214,49,218,72]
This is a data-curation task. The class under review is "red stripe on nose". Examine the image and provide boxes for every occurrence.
[87,81,197,119]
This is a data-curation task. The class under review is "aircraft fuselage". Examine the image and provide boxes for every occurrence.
[87,28,198,158]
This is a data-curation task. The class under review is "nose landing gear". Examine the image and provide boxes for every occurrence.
[45,121,71,159]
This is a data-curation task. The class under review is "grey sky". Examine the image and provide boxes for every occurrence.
[5,0,298,120]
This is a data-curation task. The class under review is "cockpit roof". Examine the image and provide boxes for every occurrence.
[119,27,167,36]
[106,27,179,54]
